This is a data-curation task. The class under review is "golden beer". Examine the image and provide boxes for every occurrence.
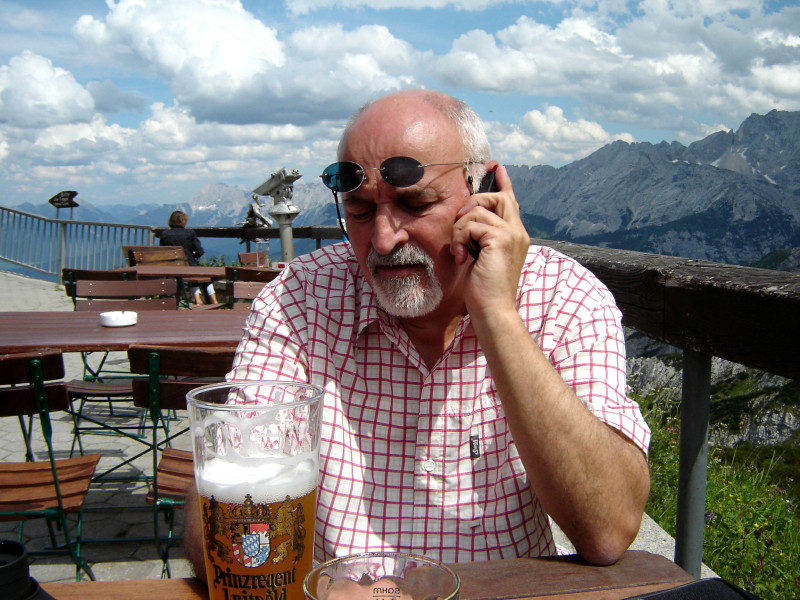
[187,381,323,600]
[198,457,318,600]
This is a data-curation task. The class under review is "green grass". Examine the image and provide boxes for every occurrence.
[638,389,800,600]
[199,255,234,266]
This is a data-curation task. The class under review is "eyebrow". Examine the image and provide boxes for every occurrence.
[342,185,440,207]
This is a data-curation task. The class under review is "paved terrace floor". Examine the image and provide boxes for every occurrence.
[0,270,711,584]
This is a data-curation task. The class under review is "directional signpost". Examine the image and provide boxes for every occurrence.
[48,191,79,220]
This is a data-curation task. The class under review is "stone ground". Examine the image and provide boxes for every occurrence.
[0,271,193,583]
[0,269,712,583]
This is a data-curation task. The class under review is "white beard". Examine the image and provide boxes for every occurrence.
[367,245,443,318]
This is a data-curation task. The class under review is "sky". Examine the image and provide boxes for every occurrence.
[1,0,799,208]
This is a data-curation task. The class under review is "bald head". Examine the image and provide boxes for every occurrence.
[338,90,490,171]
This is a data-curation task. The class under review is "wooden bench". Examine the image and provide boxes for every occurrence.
[73,278,179,311]
[62,268,138,308]
[121,246,221,308]
[122,246,188,267]
[223,265,281,309]
[237,250,267,266]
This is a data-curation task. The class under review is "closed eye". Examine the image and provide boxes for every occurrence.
[342,198,375,222]
[396,188,441,215]
[346,208,375,222]
[402,203,431,214]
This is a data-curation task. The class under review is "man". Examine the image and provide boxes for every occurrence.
[185,89,650,577]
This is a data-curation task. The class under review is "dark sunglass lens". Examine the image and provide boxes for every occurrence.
[380,156,424,188]
[321,162,363,192]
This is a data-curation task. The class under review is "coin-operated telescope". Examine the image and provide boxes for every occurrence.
[253,167,302,199]
[251,168,302,262]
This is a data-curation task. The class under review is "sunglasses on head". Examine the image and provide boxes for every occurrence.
[319,156,471,194]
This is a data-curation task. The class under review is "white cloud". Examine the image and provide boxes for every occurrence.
[73,0,285,100]
[282,23,422,106]
[432,16,627,93]
[138,103,196,149]
[756,29,800,49]
[489,105,634,165]
[72,1,423,126]
[428,3,800,136]
[0,51,94,128]
[432,29,539,90]
[751,62,800,98]
[0,3,46,30]
[286,0,504,17]
[30,115,131,167]
[642,0,761,19]
[0,130,8,162]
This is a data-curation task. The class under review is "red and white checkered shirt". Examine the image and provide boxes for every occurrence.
[228,242,650,563]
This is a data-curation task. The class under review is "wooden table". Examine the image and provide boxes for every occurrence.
[42,551,693,599]
[0,310,248,353]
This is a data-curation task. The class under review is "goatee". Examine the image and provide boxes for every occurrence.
[367,245,443,318]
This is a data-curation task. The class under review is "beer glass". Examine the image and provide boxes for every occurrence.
[188,381,323,600]
[256,240,270,267]
[304,552,460,600]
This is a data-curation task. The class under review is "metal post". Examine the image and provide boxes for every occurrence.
[277,217,296,262]
[252,167,302,263]
[674,349,712,577]
[58,221,67,284]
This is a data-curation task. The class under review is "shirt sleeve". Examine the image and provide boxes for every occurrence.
[521,250,651,455]
[227,274,310,386]
[191,231,205,259]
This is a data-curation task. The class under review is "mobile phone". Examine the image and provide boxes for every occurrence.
[477,170,498,194]
[466,171,499,259]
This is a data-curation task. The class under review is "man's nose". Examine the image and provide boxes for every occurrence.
[372,206,409,255]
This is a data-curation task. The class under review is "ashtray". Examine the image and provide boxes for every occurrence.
[99,311,138,327]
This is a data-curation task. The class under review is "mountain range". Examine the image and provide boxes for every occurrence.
[12,109,800,270]
[510,109,800,266]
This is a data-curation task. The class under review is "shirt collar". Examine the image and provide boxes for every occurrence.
[356,277,393,337]
[354,271,473,348]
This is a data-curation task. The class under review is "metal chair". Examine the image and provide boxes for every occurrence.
[61,268,142,405]
[128,344,237,577]
[67,278,179,474]
[0,350,100,581]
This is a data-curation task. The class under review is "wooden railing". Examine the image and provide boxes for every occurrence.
[534,238,800,577]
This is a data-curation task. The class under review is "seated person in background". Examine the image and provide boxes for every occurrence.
[160,209,218,304]
[184,89,651,578]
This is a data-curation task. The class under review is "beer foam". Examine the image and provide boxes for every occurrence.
[198,455,317,504]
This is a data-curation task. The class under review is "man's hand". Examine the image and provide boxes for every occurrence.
[452,163,530,320]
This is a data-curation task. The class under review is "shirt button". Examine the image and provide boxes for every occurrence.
[423,459,436,472]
